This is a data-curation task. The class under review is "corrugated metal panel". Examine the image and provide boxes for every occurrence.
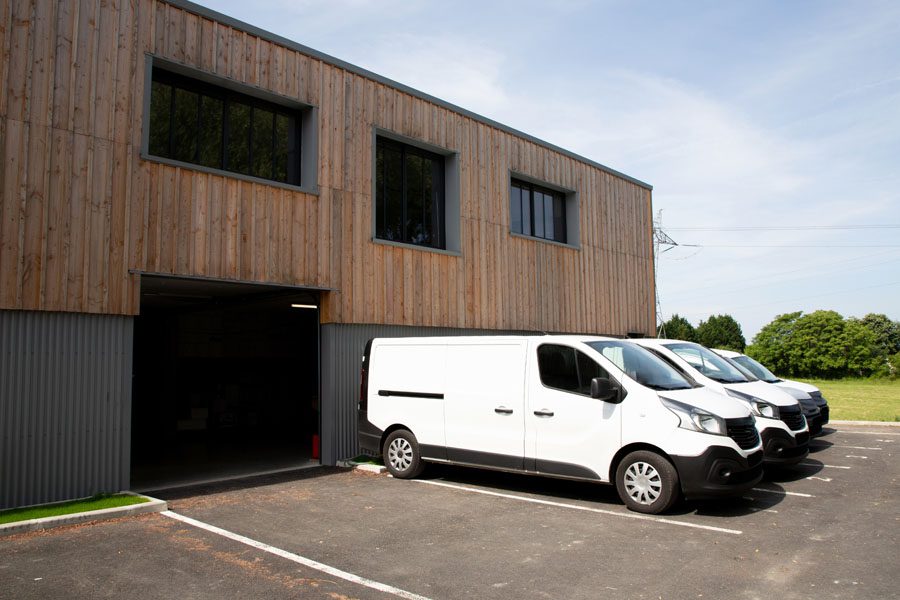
[320,324,532,465]
[0,310,133,509]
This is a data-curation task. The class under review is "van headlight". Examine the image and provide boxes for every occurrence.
[660,397,727,436]
[725,388,780,419]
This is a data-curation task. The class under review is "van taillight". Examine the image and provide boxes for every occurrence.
[359,365,368,410]
[359,340,372,411]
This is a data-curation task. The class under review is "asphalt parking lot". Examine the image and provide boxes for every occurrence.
[1,423,897,599]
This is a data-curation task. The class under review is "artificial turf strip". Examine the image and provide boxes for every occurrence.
[0,494,150,525]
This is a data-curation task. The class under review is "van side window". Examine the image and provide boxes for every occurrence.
[538,344,609,396]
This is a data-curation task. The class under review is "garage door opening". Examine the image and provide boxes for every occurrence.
[131,276,321,491]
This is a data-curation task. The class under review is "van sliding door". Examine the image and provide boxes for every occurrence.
[443,342,527,469]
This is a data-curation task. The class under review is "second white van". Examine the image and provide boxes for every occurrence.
[358,335,764,514]
[632,339,810,466]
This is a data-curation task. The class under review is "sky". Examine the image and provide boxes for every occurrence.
[197,0,900,340]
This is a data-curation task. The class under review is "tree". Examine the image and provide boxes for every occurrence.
[658,314,696,342]
[748,310,885,378]
[860,313,900,356]
[746,311,802,376]
[695,314,746,352]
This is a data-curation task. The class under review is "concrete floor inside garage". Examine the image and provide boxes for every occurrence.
[130,276,322,492]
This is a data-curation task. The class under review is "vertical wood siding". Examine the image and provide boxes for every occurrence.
[0,0,655,336]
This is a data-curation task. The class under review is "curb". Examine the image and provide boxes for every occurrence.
[0,494,168,537]
[339,460,387,474]
[830,420,900,427]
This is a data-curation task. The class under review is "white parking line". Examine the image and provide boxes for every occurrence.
[751,487,814,498]
[414,480,743,535]
[845,455,868,459]
[162,511,432,600]
[812,445,881,451]
[806,476,832,482]
[800,462,852,469]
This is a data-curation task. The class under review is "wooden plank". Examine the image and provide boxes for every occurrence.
[92,0,118,141]
[0,118,25,308]
[206,174,222,278]
[6,0,34,122]
[21,122,50,309]
[49,0,76,130]
[0,0,12,118]
[66,132,90,311]
[86,137,112,312]
[71,0,97,136]
[41,127,72,310]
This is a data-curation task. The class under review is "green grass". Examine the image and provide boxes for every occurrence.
[805,378,900,422]
[0,494,150,525]
[350,454,384,465]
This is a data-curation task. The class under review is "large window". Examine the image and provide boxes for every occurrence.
[148,69,301,185]
[375,137,445,249]
[510,179,567,243]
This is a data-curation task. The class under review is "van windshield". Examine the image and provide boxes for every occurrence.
[585,341,693,391]
[664,342,749,384]
[732,355,780,383]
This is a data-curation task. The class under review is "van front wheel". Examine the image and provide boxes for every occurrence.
[383,430,425,479]
[615,451,679,514]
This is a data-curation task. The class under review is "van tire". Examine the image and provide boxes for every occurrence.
[383,429,425,479]
[615,451,679,514]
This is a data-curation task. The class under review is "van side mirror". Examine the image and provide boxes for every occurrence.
[591,377,624,403]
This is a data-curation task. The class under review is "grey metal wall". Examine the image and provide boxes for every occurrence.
[320,323,532,465]
[0,310,133,509]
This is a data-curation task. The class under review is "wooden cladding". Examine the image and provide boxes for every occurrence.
[0,0,655,335]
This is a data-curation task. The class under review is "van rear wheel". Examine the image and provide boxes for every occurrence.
[383,429,425,479]
[615,450,679,514]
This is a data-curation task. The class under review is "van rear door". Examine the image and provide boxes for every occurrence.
[443,340,527,470]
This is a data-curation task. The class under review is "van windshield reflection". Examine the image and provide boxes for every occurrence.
[585,341,693,391]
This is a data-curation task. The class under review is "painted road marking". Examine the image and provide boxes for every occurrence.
[741,499,779,514]
[800,462,852,469]
[811,445,882,451]
[752,487,814,498]
[162,511,432,600]
[414,479,743,535]
[806,476,832,482]
[845,455,868,459]
[841,431,900,436]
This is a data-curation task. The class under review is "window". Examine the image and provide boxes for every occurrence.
[510,179,567,243]
[375,137,446,249]
[148,69,301,185]
[537,344,609,396]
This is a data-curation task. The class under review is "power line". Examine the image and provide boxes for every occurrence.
[675,243,900,248]
[665,225,900,231]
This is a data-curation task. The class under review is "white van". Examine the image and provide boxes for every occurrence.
[713,349,830,434]
[358,335,764,514]
[631,339,810,465]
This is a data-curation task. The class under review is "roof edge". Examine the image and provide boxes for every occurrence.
[165,0,653,191]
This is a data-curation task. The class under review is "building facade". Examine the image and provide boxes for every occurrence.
[0,0,655,508]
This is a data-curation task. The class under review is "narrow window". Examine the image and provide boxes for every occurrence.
[375,137,446,250]
[509,179,567,244]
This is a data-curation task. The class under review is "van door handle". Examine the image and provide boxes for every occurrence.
[494,407,513,415]
[533,409,555,417]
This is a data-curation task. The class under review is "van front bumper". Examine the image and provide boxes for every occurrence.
[761,428,809,465]
[672,447,764,500]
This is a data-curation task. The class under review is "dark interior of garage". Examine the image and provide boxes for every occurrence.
[131,276,321,491]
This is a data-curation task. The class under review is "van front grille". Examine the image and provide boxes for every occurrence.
[726,417,760,450]
[779,406,806,431]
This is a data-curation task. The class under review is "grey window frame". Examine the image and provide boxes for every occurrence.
[141,56,319,195]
